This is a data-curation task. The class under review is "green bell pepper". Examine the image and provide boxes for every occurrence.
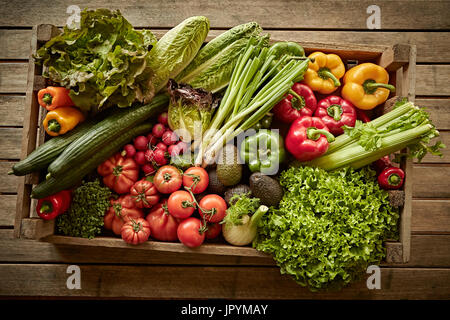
[240,129,286,175]
[268,41,306,81]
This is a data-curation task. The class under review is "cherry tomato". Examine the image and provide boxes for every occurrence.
[198,194,227,223]
[183,167,209,194]
[167,190,195,219]
[146,199,179,242]
[177,217,205,248]
[205,223,222,239]
[153,165,183,194]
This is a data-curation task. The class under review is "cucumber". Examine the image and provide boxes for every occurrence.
[47,94,168,178]
[31,122,154,199]
[10,118,98,176]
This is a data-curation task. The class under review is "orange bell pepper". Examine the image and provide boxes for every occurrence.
[43,106,85,136]
[38,86,74,111]
[302,52,345,94]
[341,63,396,110]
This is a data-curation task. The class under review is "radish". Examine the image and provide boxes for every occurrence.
[122,144,136,158]
[144,149,155,162]
[162,130,178,146]
[153,148,168,166]
[133,135,149,151]
[158,112,169,126]
[152,123,165,138]
[142,163,157,176]
[155,142,168,152]
[146,133,159,147]
[134,151,146,165]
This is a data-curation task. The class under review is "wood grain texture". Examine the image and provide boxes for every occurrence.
[2,29,450,63]
[416,65,450,96]
[0,128,21,159]
[0,161,18,193]
[412,200,450,233]
[0,63,27,93]
[0,96,25,126]
[415,98,450,130]
[0,263,448,299]
[0,233,448,267]
[0,195,16,226]
[412,166,450,198]
[0,0,449,30]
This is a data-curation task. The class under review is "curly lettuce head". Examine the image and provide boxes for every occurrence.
[167,79,213,141]
[253,165,400,291]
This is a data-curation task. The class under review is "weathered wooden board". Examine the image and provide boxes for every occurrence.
[1,0,449,30]
[0,232,448,267]
[412,166,450,198]
[0,96,25,126]
[0,161,18,193]
[415,98,450,130]
[0,128,21,159]
[0,264,449,299]
[0,63,28,93]
[3,29,450,63]
[412,200,450,234]
[0,195,16,226]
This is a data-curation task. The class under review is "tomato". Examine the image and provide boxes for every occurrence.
[183,167,209,194]
[153,165,183,194]
[121,218,151,245]
[104,195,144,235]
[205,223,222,239]
[97,153,139,194]
[146,199,179,242]
[130,179,160,209]
[177,217,205,248]
[198,194,227,223]
[167,190,196,219]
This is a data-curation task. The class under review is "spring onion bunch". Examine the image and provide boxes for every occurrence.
[194,36,311,165]
[308,99,445,170]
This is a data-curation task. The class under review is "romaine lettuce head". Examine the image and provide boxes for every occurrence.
[147,16,210,95]
[176,22,262,93]
[34,9,157,113]
[167,79,212,141]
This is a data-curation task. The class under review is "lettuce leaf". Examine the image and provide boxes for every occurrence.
[34,9,157,113]
[253,166,399,291]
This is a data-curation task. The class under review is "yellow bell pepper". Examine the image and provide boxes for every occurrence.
[341,63,396,110]
[303,52,345,94]
[43,106,85,136]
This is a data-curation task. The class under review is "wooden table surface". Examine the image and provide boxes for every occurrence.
[0,0,449,300]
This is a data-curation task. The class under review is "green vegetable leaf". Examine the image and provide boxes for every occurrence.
[253,166,399,291]
[223,193,260,225]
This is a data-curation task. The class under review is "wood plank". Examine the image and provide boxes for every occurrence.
[0,128,21,159]
[0,263,448,299]
[2,29,450,63]
[412,200,450,234]
[0,96,25,126]
[0,0,449,30]
[0,234,448,267]
[415,98,450,130]
[416,65,450,96]
[0,161,18,193]
[0,63,27,93]
[0,195,16,226]
[412,166,450,198]
[0,30,31,59]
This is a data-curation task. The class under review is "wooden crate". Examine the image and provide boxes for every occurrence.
[14,24,416,264]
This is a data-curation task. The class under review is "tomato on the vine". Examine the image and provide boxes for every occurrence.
[183,167,209,194]
[153,165,183,194]
[198,194,227,223]
[177,217,205,248]
[205,223,222,239]
[167,190,196,219]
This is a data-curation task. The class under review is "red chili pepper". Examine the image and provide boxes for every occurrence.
[285,116,335,162]
[36,190,72,220]
[378,167,405,190]
[272,83,317,123]
[372,155,392,174]
[314,95,357,135]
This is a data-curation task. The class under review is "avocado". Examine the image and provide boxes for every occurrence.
[249,172,283,207]
[216,144,242,186]
[207,169,227,195]
[224,184,252,206]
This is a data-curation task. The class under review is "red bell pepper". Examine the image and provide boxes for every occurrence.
[36,190,72,220]
[314,95,357,135]
[356,108,371,123]
[285,116,335,162]
[272,83,317,123]
[378,167,405,190]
